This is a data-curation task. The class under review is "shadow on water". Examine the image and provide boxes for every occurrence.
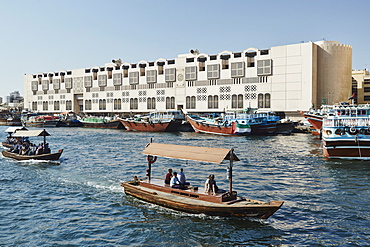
[121,195,284,246]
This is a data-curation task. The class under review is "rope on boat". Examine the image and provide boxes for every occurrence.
[355,134,362,158]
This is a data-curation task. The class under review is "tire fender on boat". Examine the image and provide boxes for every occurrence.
[335,128,343,135]
[349,127,357,135]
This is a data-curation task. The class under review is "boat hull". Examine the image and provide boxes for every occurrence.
[120,119,171,132]
[2,149,63,161]
[2,142,13,149]
[122,181,283,219]
[81,119,124,129]
[186,116,248,136]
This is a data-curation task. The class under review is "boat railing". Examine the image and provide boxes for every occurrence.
[323,117,370,127]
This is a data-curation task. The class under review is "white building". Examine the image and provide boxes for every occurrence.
[24,40,352,118]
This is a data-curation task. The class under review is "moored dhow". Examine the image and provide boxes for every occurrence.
[121,142,283,218]
[186,115,251,136]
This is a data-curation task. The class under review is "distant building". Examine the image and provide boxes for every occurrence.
[6,91,23,108]
[23,40,352,119]
[352,69,370,104]
[0,97,2,104]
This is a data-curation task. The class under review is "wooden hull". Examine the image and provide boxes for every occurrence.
[2,142,13,149]
[23,121,60,128]
[2,149,63,161]
[186,116,238,136]
[120,119,170,132]
[122,181,283,219]
[81,119,124,129]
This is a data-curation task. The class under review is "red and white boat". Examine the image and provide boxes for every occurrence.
[186,115,251,136]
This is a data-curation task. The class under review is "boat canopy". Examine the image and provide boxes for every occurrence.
[142,143,240,164]
[4,126,28,133]
[12,130,51,137]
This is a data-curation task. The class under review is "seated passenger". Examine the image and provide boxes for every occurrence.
[36,143,44,155]
[178,168,190,185]
[170,172,184,189]
[164,168,173,185]
[205,174,219,195]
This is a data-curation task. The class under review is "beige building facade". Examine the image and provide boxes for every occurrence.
[23,40,352,118]
[352,69,370,104]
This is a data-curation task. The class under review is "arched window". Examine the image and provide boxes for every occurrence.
[130,98,138,110]
[232,94,237,108]
[147,97,156,110]
[85,100,92,110]
[265,93,271,108]
[208,95,214,109]
[54,101,60,111]
[43,101,48,111]
[237,94,243,108]
[186,96,191,109]
[170,97,175,109]
[258,94,264,108]
[214,95,219,109]
[191,96,196,109]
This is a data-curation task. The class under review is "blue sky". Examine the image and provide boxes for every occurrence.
[0,0,369,99]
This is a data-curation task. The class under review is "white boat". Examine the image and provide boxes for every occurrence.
[322,105,370,159]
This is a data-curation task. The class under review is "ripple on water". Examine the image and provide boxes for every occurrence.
[1,128,370,246]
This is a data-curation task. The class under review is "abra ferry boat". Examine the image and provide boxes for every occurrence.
[1,129,63,161]
[121,142,283,219]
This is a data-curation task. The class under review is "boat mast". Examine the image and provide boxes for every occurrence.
[229,148,233,193]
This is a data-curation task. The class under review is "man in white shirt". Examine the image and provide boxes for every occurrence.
[170,172,181,188]
[178,168,190,185]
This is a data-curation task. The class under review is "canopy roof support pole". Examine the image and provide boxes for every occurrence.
[229,149,233,193]
[43,129,46,151]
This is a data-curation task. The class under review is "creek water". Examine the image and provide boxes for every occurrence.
[0,126,369,246]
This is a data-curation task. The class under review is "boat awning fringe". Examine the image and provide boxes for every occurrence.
[12,130,51,137]
[142,143,239,164]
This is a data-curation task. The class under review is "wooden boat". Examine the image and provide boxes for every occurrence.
[186,115,251,136]
[225,111,280,135]
[121,142,283,219]
[2,149,63,161]
[120,118,171,132]
[2,126,28,148]
[121,111,193,132]
[80,117,124,129]
[1,129,63,161]
[22,115,61,127]
[56,111,83,127]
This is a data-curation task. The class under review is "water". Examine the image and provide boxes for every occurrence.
[1,126,369,246]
